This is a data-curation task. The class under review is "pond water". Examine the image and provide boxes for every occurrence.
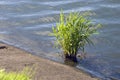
[0,0,120,79]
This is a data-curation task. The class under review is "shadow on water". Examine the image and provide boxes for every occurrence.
[59,53,108,79]
[76,55,120,80]
[60,52,120,80]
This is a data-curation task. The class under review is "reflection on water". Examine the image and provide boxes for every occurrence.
[0,0,120,79]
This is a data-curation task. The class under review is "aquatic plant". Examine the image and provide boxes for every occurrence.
[52,11,101,62]
[0,68,33,80]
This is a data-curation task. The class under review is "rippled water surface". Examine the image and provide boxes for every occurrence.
[0,0,120,79]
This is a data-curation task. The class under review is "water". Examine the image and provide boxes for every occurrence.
[0,0,120,79]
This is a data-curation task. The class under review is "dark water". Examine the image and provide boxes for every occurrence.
[0,0,120,79]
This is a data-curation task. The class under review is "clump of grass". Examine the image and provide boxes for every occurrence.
[0,68,33,80]
[52,11,101,62]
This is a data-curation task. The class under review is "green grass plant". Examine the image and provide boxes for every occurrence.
[52,11,101,61]
[0,68,33,80]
